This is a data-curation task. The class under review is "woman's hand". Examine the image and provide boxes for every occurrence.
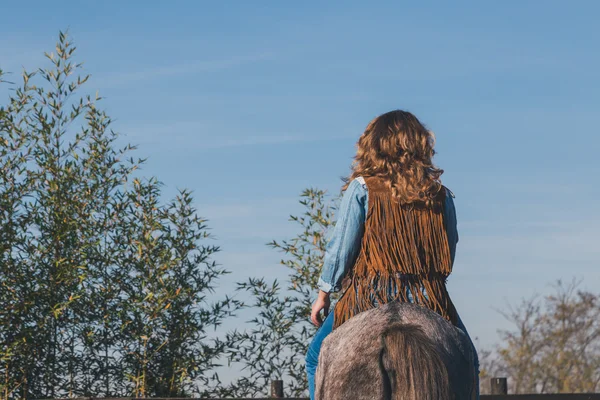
[311,290,331,327]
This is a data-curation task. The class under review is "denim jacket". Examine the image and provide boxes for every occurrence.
[317,177,459,293]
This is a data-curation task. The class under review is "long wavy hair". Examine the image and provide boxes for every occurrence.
[342,110,444,206]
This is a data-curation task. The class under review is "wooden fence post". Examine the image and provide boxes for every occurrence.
[490,377,508,395]
[270,380,284,398]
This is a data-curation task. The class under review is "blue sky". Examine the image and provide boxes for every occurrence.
[2,0,599,367]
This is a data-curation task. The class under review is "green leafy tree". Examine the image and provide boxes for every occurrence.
[0,32,238,399]
[115,178,239,397]
[222,188,341,398]
[0,32,101,398]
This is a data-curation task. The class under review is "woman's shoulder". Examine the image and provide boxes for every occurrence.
[355,176,367,188]
[442,185,455,199]
[356,175,387,192]
[441,185,457,216]
[344,176,368,191]
[342,177,369,208]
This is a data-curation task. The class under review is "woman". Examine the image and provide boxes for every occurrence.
[305,110,479,399]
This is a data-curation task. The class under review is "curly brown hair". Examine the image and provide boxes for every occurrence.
[342,110,444,206]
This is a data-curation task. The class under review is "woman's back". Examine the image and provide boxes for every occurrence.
[332,175,459,329]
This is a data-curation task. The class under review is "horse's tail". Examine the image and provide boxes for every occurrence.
[380,323,451,400]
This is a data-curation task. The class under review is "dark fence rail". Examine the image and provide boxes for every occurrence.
[43,395,600,400]
[484,396,600,400]
[42,378,600,400]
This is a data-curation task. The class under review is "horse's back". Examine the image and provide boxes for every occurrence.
[315,302,476,400]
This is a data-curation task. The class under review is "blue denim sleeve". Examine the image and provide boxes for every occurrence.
[443,189,459,265]
[317,178,368,293]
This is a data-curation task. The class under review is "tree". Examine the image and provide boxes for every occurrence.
[114,179,239,397]
[483,279,600,394]
[221,188,340,398]
[0,31,238,399]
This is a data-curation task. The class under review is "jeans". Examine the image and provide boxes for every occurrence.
[305,310,335,400]
[305,305,480,400]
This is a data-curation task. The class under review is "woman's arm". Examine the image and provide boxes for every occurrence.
[311,178,367,325]
[319,178,368,292]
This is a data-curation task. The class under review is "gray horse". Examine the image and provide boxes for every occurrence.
[315,302,476,400]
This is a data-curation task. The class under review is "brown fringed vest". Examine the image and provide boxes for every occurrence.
[332,176,459,330]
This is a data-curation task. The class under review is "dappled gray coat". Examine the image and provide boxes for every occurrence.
[315,302,476,400]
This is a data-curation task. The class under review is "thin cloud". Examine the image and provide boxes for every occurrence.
[95,52,275,89]
[195,133,343,149]
[194,197,303,242]
[117,121,349,150]
[197,197,295,219]
[456,217,600,279]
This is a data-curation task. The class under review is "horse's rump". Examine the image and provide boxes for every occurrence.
[315,302,475,400]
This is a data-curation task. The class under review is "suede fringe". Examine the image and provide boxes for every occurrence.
[333,177,458,330]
